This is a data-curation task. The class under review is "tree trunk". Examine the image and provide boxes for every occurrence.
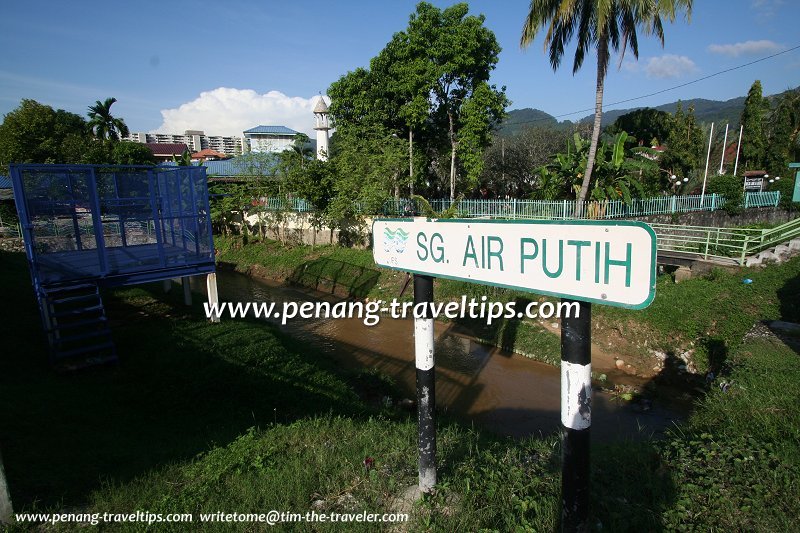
[578,41,607,216]
[449,111,457,202]
[409,128,414,197]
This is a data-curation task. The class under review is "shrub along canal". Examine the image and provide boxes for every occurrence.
[195,269,686,442]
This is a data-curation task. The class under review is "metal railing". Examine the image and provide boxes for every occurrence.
[253,191,781,219]
[651,217,800,265]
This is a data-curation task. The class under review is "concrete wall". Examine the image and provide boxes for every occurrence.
[235,207,797,248]
[635,206,795,227]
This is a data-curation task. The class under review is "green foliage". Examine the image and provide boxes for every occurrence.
[112,140,156,165]
[658,337,800,531]
[607,108,673,145]
[768,174,798,209]
[482,126,572,197]
[0,99,90,171]
[765,97,794,176]
[534,131,649,202]
[171,148,194,166]
[329,1,507,201]
[740,80,769,171]
[520,0,692,203]
[0,201,18,225]
[661,101,705,180]
[595,256,800,373]
[87,97,129,141]
[707,173,744,214]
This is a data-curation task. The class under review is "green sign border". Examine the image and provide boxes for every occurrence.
[372,217,658,310]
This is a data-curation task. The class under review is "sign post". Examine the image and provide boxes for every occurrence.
[414,274,436,493]
[372,218,656,521]
[560,299,591,531]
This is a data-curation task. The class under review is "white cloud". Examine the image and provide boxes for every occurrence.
[153,88,327,137]
[644,55,698,79]
[751,0,784,19]
[708,40,782,57]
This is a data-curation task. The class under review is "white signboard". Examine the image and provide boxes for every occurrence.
[372,218,657,309]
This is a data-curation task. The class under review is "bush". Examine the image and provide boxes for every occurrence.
[707,174,743,214]
[767,174,798,210]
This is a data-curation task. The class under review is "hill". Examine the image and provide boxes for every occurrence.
[499,87,797,136]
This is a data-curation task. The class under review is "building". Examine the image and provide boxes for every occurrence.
[191,149,229,161]
[313,97,330,161]
[144,143,189,162]
[243,126,302,153]
[124,130,244,157]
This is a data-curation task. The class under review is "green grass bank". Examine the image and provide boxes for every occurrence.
[1,246,798,530]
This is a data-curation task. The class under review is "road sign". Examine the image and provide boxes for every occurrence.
[373,218,657,309]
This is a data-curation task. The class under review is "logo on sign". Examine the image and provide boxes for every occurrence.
[383,227,409,253]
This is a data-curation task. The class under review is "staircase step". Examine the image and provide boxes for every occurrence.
[755,250,778,262]
[53,341,116,360]
[774,244,791,255]
[54,329,112,345]
[50,293,99,305]
[745,256,762,267]
[51,304,105,318]
[43,283,97,295]
[55,354,118,372]
[50,316,107,331]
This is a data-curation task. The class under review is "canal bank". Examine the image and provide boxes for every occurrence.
[200,266,689,442]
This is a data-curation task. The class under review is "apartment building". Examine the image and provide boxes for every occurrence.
[124,130,244,156]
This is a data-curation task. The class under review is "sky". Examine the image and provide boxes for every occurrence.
[1,0,798,138]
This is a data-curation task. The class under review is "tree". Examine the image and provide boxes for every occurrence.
[407,2,507,199]
[112,141,156,165]
[328,2,507,202]
[765,95,794,177]
[520,0,692,210]
[87,97,129,141]
[739,80,769,171]
[482,126,572,196]
[606,108,673,146]
[0,99,90,171]
[661,102,704,180]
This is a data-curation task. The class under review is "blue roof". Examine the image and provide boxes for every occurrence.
[159,156,278,177]
[0,176,11,189]
[243,125,300,135]
[203,158,275,177]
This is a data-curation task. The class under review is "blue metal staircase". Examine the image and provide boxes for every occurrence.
[39,283,117,368]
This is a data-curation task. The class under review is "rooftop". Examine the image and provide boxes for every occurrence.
[243,125,300,135]
[313,97,329,113]
[145,143,189,156]
[192,148,229,160]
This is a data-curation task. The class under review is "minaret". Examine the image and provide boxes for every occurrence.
[313,96,330,161]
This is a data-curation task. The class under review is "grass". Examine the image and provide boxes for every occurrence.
[655,335,800,531]
[2,244,799,531]
[595,259,800,371]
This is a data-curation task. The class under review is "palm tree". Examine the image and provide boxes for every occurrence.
[520,0,692,210]
[87,97,129,141]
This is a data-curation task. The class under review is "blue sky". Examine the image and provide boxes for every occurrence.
[1,0,798,137]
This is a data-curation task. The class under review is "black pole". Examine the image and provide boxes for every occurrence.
[414,274,436,493]
[560,299,591,532]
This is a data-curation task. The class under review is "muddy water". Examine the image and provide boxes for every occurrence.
[197,270,684,442]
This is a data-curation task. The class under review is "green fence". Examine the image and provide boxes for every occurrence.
[255,192,780,219]
[651,217,800,265]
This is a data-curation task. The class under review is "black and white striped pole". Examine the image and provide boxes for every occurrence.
[414,273,436,493]
[560,299,591,532]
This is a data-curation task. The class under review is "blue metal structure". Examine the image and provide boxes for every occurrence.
[10,164,215,365]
